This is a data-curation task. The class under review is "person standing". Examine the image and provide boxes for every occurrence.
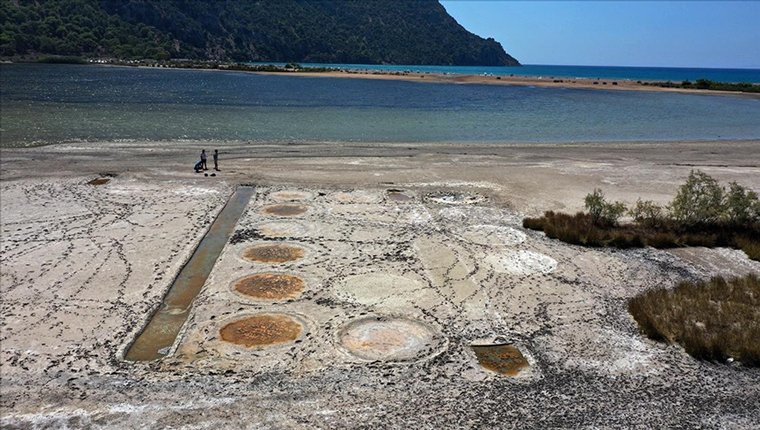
[213,149,219,171]
[200,149,208,170]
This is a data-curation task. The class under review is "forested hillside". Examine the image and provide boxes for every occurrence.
[0,0,519,66]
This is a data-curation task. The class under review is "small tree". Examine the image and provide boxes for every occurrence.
[724,182,760,225]
[629,199,664,228]
[670,170,724,226]
[585,188,627,226]
[585,188,605,223]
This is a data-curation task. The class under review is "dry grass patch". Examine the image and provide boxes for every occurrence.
[628,274,760,366]
[524,171,760,260]
[523,211,760,261]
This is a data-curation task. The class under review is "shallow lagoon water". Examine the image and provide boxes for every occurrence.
[1,64,759,147]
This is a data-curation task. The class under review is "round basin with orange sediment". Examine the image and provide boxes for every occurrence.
[241,243,306,264]
[260,204,308,217]
[220,314,303,348]
[233,273,305,300]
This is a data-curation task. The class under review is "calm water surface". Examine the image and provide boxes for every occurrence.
[1,64,759,147]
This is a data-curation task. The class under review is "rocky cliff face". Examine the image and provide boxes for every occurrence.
[1,0,519,66]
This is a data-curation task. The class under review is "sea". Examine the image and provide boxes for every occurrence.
[1,63,759,148]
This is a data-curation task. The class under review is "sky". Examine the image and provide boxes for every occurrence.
[440,1,760,69]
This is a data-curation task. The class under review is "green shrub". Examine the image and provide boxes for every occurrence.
[523,171,760,261]
[585,188,627,227]
[670,170,725,226]
[629,199,665,228]
[584,189,605,223]
[724,182,760,225]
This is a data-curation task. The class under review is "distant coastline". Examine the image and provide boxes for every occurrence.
[252,62,760,84]
[259,68,760,99]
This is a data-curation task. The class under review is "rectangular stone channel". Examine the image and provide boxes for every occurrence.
[125,186,255,362]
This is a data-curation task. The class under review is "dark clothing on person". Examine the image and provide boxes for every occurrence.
[200,150,208,170]
[194,160,203,172]
[213,150,219,171]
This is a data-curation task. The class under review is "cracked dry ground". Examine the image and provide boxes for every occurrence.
[2,181,760,428]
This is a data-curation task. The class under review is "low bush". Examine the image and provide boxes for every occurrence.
[647,231,680,248]
[737,237,760,261]
[670,170,724,226]
[628,274,760,366]
[642,79,760,93]
[523,171,760,260]
[524,211,606,247]
[585,188,627,227]
[629,199,664,228]
[724,182,760,225]
[523,211,760,260]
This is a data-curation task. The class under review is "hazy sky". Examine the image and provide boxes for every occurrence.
[440,1,760,69]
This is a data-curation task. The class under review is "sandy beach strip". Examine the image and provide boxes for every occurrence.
[252,68,760,98]
[115,62,760,98]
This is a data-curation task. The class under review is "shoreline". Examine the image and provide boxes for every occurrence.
[3,139,758,213]
[255,68,760,98]
[4,136,760,150]
[7,61,759,98]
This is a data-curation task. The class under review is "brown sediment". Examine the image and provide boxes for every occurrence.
[261,204,308,216]
[472,344,529,376]
[270,191,313,201]
[88,178,110,186]
[242,244,305,263]
[233,273,305,300]
[220,314,302,347]
[387,190,413,202]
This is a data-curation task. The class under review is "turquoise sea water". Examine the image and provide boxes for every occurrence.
[265,63,760,84]
[1,64,760,147]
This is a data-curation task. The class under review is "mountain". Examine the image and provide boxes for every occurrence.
[0,0,519,66]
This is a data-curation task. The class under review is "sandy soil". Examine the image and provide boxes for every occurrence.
[1,140,759,428]
[255,69,760,99]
